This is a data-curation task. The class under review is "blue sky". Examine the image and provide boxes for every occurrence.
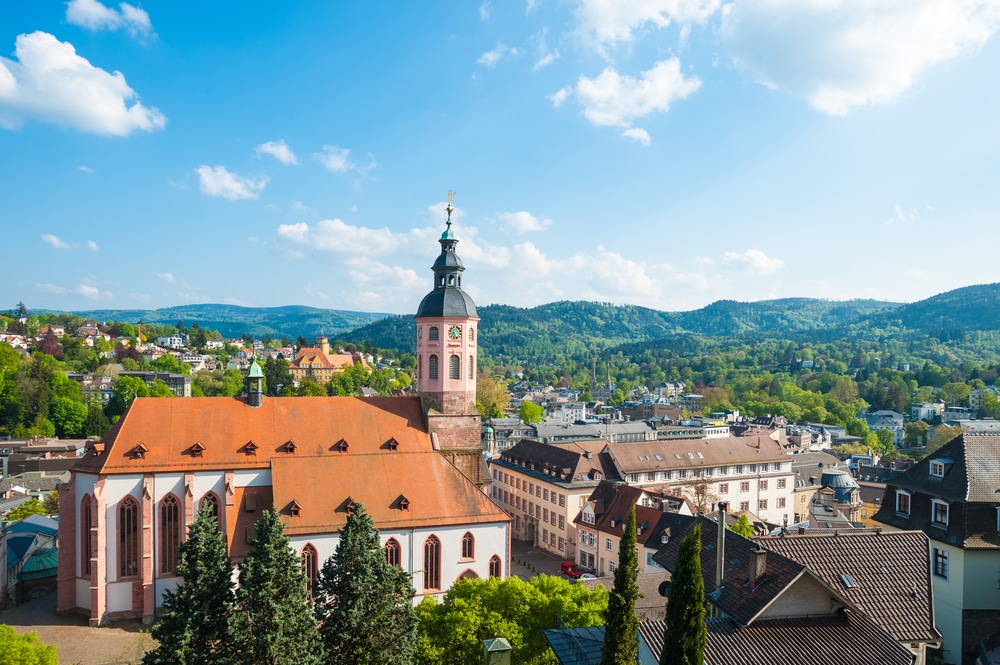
[3,1,999,316]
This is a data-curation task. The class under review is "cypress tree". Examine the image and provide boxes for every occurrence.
[659,523,707,665]
[144,504,234,665]
[314,502,418,664]
[601,503,640,665]
[230,509,325,665]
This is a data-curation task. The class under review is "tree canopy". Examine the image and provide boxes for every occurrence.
[0,625,57,665]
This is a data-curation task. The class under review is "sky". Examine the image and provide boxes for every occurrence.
[2,1,1000,316]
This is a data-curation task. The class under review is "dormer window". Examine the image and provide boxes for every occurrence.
[289,500,302,517]
[386,437,399,451]
[244,440,258,456]
[896,490,911,516]
[930,460,945,477]
[346,498,356,515]
[190,442,206,458]
[130,443,149,459]
[335,439,349,453]
[283,440,297,454]
[398,495,410,511]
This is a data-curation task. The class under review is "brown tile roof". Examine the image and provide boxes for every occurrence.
[874,433,1000,549]
[498,438,617,484]
[271,452,508,535]
[640,611,915,665]
[753,530,940,644]
[75,396,432,474]
[606,436,786,475]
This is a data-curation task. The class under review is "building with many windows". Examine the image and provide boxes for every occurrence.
[875,433,1000,665]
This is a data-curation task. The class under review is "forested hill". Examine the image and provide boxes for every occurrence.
[870,283,1000,334]
[62,304,388,339]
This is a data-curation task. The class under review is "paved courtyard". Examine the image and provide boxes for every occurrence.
[0,594,154,665]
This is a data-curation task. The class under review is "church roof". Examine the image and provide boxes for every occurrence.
[415,287,479,319]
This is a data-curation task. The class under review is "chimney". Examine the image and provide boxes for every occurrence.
[716,501,728,596]
[583,449,592,459]
[749,545,766,583]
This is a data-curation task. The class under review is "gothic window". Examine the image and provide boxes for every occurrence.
[424,535,441,591]
[461,532,474,560]
[119,496,140,578]
[429,327,439,340]
[385,538,401,568]
[160,494,181,574]
[429,355,439,380]
[81,495,92,577]
[489,555,502,578]
[301,544,319,598]
[201,492,221,528]
[449,355,460,380]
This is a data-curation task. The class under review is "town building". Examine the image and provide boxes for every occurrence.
[57,213,510,625]
[287,336,367,385]
[874,433,1000,665]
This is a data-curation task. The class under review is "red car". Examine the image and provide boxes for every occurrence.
[561,561,584,578]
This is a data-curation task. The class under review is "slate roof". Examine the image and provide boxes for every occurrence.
[639,612,915,665]
[873,433,1000,549]
[494,438,618,485]
[753,530,940,644]
[651,514,819,626]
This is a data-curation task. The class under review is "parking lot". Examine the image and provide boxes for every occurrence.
[511,539,577,580]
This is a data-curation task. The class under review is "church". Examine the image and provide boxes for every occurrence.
[57,204,510,625]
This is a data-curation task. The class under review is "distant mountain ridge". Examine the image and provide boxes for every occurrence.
[59,304,390,339]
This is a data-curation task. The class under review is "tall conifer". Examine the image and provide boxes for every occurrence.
[230,509,324,665]
[144,504,234,665]
[314,502,418,664]
[601,503,640,665]
[659,524,707,665]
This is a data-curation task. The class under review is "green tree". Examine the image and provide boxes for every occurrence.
[296,378,327,397]
[601,505,639,665]
[660,524,706,665]
[873,428,896,455]
[903,420,929,446]
[82,397,111,438]
[519,401,544,423]
[477,376,510,419]
[415,575,607,665]
[263,357,293,396]
[727,514,755,538]
[231,510,324,665]
[42,490,59,516]
[144,504,235,665]
[927,425,964,455]
[120,357,140,371]
[314,503,417,664]
[6,498,47,521]
[107,375,149,416]
[0,625,57,665]
[50,397,87,437]
[148,379,175,398]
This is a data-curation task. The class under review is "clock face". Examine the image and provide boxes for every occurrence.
[448,325,462,340]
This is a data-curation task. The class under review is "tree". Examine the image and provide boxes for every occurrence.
[51,397,87,437]
[42,490,59,516]
[727,514,755,538]
[685,476,718,515]
[231,510,324,665]
[107,375,149,416]
[144,504,235,665]
[601,505,639,665]
[660,524,706,665]
[314,503,417,664]
[263,357,293,396]
[476,376,510,419]
[927,425,964,455]
[873,428,896,455]
[6,498,47,521]
[415,575,607,665]
[519,400,543,423]
[0,625,57,665]
[903,420,929,446]
[37,331,63,359]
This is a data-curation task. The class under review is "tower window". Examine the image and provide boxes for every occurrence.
[417,355,422,380]
[429,355,439,380]
[450,355,460,380]
[469,355,475,379]
[429,327,439,340]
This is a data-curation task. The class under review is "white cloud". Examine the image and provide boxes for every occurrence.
[480,0,491,20]
[256,139,299,165]
[575,0,721,51]
[36,283,68,294]
[721,0,1000,115]
[41,234,71,250]
[78,165,94,173]
[555,59,701,139]
[622,127,651,145]
[315,145,377,175]
[497,211,553,233]
[196,165,268,200]
[66,0,153,37]
[722,248,784,275]
[534,50,560,70]
[157,272,175,283]
[550,86,571,107]
[277,219,426,256]
[87,240,100,251]
[887,204,919,224]
[478,42,520,67]
[0,31,165,135]
[694,255,714,265]
[76,283,111,299]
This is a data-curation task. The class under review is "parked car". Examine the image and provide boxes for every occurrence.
[561,560,584,578]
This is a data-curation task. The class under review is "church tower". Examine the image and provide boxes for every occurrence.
[415,194,483,479]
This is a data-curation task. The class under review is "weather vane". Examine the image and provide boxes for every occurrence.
[446,190,455,226]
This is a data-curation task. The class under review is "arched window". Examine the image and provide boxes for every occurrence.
[469,355,475,380]
[385,538,401,569]
[489,555,502,579]
[470,328,475,341]
[81,495,92,577]
[417,355,422,380]
[449,355,460,380]
[448,275,455,286]
[160,494,181,574]
[120,496,139,578]
[428,327,439,340]
[461,532,475,560]
[301,544,319,598]
[201,492,221,530]
[424,535,441,591]
[429,355,439,380]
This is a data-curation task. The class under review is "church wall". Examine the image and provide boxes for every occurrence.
[107,581,132,613]
[75,578,91,610]
[234,469,271,487]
